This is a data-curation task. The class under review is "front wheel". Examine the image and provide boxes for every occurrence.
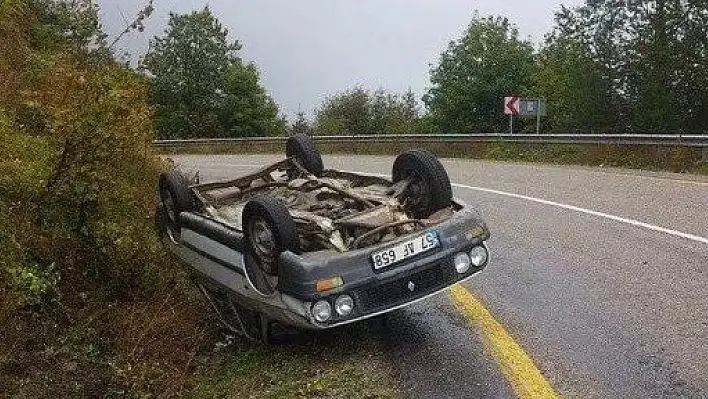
[392,149,452,219]
[242,196,299,275]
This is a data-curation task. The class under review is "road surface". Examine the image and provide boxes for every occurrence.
[172,154,708,398]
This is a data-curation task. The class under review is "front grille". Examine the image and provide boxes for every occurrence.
[359,264,448,312]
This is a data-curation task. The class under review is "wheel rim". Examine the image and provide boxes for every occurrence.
[405,172,431,215]
[249,218,277,267]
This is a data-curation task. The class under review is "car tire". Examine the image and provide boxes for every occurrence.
[242,196,299,275]
[286,134,324,176]
[158,171,195,234]
[392,149,452,219]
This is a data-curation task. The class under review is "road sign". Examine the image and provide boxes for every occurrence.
[518,98,547,117]
[504,96,520,115]
[504,97,547,134]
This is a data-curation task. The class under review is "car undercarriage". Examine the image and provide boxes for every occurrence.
[193,158,455,255]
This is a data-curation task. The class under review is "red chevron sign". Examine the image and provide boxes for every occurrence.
[504,96,520,115]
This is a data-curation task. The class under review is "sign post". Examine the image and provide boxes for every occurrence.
[510,115,513,135]
[536,99,542,134]
[504,97,546,133]
[504,96,519,134]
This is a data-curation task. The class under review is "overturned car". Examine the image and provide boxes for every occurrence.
[156,135,490,342]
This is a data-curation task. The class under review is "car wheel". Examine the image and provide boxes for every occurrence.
[392,149,452,219]
[158,171,195,235]
[242,196,299,275]
[286,134,324,176]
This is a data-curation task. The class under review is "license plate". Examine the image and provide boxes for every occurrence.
[371,231,440,270]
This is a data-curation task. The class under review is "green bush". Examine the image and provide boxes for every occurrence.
[0,2,214,395]
[0,111,54,201]
[0,206,49,312]
[18,54,172,292]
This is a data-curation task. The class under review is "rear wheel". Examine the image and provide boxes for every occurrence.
[392,150,452,219]
[242,196,299,275]
[286,134,324,176]
[158,171,195,236]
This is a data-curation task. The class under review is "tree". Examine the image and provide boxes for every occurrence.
[425,14,535,133]
[315,87,371,136]
[555,1,708,133]
[28,0,108,60]
[291,112,313,136]
[370,89,419,135]
[314,87,420,135]
[529,24,611,132]
[142,7,284,138]
[219,62,285,137]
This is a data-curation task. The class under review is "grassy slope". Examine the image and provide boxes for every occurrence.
[0,129,398,397]
[194,325,397,399]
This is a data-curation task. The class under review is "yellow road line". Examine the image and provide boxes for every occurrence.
[450,285,559,399]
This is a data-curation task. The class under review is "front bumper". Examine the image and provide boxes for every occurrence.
[295,245,488,330]
[277,208,490,329]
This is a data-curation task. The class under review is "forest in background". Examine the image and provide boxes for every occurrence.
[107,1,708,138]
[309,3,708,136]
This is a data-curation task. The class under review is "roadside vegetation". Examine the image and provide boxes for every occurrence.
[0,0,214,395]
[313,87,423,136]
[0,1,395,397]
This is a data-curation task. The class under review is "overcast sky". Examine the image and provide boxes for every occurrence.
[97,0,583,119]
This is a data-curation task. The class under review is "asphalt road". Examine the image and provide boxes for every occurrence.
[172,154,708,398]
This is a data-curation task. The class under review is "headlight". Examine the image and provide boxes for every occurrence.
[334,295,354,317]
[454,252,471,274]
[469,245,488,267]
[312,300,332,322]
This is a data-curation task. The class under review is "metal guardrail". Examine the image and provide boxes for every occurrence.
[154,133,708,148]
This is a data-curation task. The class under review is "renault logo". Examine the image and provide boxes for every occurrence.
[407,281,415,292]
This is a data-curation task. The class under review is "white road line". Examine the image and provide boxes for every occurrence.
[590,171,708,187]
[452,183,708,246]
[194,162,708,246]
[445,159,708,187]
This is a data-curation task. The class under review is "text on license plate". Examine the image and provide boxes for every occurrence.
[371,231,440,270]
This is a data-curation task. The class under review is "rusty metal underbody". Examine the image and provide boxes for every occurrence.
[192,159,453,252]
